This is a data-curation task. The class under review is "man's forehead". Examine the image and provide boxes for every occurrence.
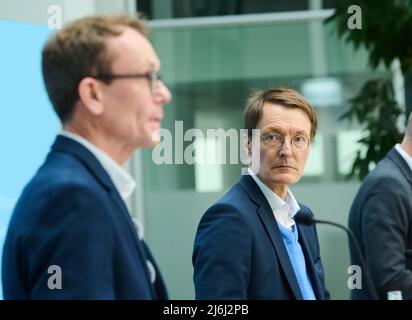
[261,104,310,121]
[106,27,160,70]
[259,104,311,132]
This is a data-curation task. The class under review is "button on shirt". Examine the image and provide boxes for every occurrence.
[248,168,300,231]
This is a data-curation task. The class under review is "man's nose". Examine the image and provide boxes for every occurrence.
[278,139,293,157]
[154,81,172,105]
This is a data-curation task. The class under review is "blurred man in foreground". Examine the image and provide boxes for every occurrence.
[2,15,172,299]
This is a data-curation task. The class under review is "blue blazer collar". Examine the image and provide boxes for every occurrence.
[50,135,157,298]
[238,174,304,300]
[51,135,116,192]
[296,222,326,300]
[238,174,326,300]
[388,147,412,185]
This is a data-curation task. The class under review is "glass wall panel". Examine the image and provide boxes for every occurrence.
[139,16,389,299]
[139,0,311,20]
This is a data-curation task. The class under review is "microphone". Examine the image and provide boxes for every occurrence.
[294,212,379,300]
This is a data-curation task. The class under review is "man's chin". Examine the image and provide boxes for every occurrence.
[133,133,160,150]
[151,128,161,142]
[141,139,159,149]
[269,174,300,186]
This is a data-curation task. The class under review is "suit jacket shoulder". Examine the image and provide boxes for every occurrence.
[349,147,412,299]
[193,174,329,300]
[2,136,163,300]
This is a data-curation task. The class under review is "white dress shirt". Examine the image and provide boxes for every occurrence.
[395,143,412,172]
[59,130,136,201]
[248,168,300,231]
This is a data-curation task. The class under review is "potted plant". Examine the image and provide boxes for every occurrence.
[327,0,412,179]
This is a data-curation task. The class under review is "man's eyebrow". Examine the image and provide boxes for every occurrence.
[294,130,310,136]
[263,126,282,132]
[263,127,309,136]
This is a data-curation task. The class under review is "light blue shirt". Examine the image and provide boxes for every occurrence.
[248,168,315,299]
[278,223,316,300]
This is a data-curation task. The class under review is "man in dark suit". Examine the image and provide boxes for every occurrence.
[193,88,329,299]
[348,113,412,300]
[2,15,172,299]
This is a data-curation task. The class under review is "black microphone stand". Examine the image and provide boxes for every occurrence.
[314,218,379,300]
[295,213,379,300]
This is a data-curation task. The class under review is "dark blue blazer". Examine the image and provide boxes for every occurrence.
[2,136,168,299]
[349,148,412,299]
[193,175,329,300]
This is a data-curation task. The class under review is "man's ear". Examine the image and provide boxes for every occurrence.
[242,133,252,156]
[78,77,104,116]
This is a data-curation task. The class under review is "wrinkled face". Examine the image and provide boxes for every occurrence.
[99,27,172,150]
[251,103,312,191]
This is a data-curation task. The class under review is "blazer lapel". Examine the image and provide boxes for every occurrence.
[52,135,114,191]
[51,135,156,298]
[388,147,412,185]
[108,187,157,299]
[239,175,303,300]
[296,221,324,300]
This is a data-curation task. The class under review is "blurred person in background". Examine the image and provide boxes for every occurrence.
[349,112,412,300]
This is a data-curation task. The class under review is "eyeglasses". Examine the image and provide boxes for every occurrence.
[260,132,310,151]
[93,71,163,95]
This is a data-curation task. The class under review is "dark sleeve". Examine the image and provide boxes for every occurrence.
[25,184,115,299]
[192,203,252,299]
[361,178,412,299]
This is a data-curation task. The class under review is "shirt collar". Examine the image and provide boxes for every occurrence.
[248,168,300,229]
[59,130,136,201]
[395,144,412,172]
